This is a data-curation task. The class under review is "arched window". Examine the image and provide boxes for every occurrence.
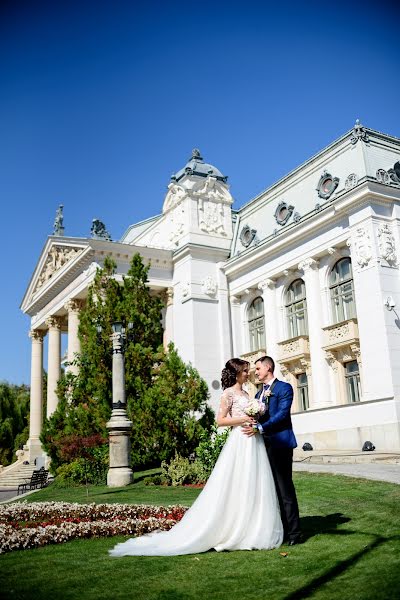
[248,297,265,351]
[330,258,356,323]
[285,279,308,338]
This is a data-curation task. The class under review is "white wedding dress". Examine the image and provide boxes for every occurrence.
[109,387,283,557]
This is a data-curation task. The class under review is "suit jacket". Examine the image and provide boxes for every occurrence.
[256,379,297,449]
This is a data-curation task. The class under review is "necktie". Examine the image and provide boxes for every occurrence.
[262,384,270,405]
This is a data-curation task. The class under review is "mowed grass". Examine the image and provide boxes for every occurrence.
[1,471,399,600]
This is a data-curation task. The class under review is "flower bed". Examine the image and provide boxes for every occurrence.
[0,501,187,554]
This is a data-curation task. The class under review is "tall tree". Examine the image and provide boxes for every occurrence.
[0,382,30,465]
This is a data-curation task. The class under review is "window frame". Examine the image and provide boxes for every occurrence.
[285,278,308,338]
[248,296,266,352]
[329,258,356,323]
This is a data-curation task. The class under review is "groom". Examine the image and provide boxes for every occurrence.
[243,355,302,545]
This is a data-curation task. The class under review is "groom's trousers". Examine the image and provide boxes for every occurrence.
[266,445,301,541]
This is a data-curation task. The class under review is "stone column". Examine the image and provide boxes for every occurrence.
[298,258,332,408]
[28,329,45,460]
[258,278,281,376]
[46,316,63,418]
[163,287,174,349]
[106,331,133,487]
[229,295,242,356]
[64,299,82,375]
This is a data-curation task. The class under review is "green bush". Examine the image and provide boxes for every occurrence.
[55,445,109,485]
[143,474,166,486]
[161,453,198,487]
[195,424,230,478]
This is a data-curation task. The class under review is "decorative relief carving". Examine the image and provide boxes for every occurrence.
[347,228,372,269]
[193,176,232,236]
[29,329,45,342]
[278,336,310,362]
[326,322,351,344]
[201,276,218,297]
[377,223,397,266]
[35,246,83,292]
[344,173,358,190]
[376,169,390,185]
[325,351,339,372]
[168,205,185,243]
[350,119,369,145]
[163,183,187,212]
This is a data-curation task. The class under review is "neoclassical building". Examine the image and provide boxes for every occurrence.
[21,122,400,461]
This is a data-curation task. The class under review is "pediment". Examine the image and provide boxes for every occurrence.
[21,237,92,313]
[33,244,86,293]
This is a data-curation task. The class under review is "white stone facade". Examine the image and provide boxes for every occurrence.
[21,128,400,458]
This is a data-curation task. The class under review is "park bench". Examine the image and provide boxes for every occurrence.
[17,468,49,495]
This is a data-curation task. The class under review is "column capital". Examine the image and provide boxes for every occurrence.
[258,278,275,291]
[29,329,45,342]
[45,315,63,331]
[230,295,241,306]
[166,287,174,307]
[298,257,319,273]
[64,298,84,313]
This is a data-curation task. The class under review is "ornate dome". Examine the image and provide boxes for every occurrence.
[171,149,228,183]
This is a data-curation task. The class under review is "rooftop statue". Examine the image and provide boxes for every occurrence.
[53,204,64,236]
[91,218,111,241]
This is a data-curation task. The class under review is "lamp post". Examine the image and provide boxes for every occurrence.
[105,321,134,487]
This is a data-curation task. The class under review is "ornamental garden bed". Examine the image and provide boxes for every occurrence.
[0,501,187,554]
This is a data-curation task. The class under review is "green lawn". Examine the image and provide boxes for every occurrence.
[1,471,399,600]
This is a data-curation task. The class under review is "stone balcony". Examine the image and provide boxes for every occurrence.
[240,349,267,366]
[278,336,310,362]
[322,319,359,351]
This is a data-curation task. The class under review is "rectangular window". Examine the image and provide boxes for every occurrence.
[287,301,308,337]
[344,361,361,403]
[331,281,356,323]
[249,316,265,351]
[296,373,309,411]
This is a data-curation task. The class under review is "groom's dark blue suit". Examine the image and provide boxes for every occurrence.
[256,379,297,449]
[256,379,301,543]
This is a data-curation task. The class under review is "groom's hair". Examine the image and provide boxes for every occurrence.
[255,355,275,373]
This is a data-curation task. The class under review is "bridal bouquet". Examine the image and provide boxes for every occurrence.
[244,399,266,417]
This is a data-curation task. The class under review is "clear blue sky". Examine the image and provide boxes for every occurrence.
[1,0,399,385]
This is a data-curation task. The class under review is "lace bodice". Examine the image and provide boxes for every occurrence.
[218,386,251,419]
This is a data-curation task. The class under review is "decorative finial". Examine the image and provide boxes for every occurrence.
[53,204,64,236]
[350,119,369,145]
[91,218,111,241]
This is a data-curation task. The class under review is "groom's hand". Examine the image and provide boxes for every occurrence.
[242,422,257,437]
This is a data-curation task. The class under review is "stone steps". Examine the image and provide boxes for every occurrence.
[293,450,400,464]
[0,464,37,488]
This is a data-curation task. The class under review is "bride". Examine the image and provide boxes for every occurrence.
[109,358,283,557]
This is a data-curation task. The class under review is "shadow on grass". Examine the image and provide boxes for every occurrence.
[301,513,351,541]
[283,534,400,600]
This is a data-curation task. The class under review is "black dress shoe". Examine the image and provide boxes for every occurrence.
[287,536,303,546]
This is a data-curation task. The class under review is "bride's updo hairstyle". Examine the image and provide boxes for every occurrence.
[221,358,249,390]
